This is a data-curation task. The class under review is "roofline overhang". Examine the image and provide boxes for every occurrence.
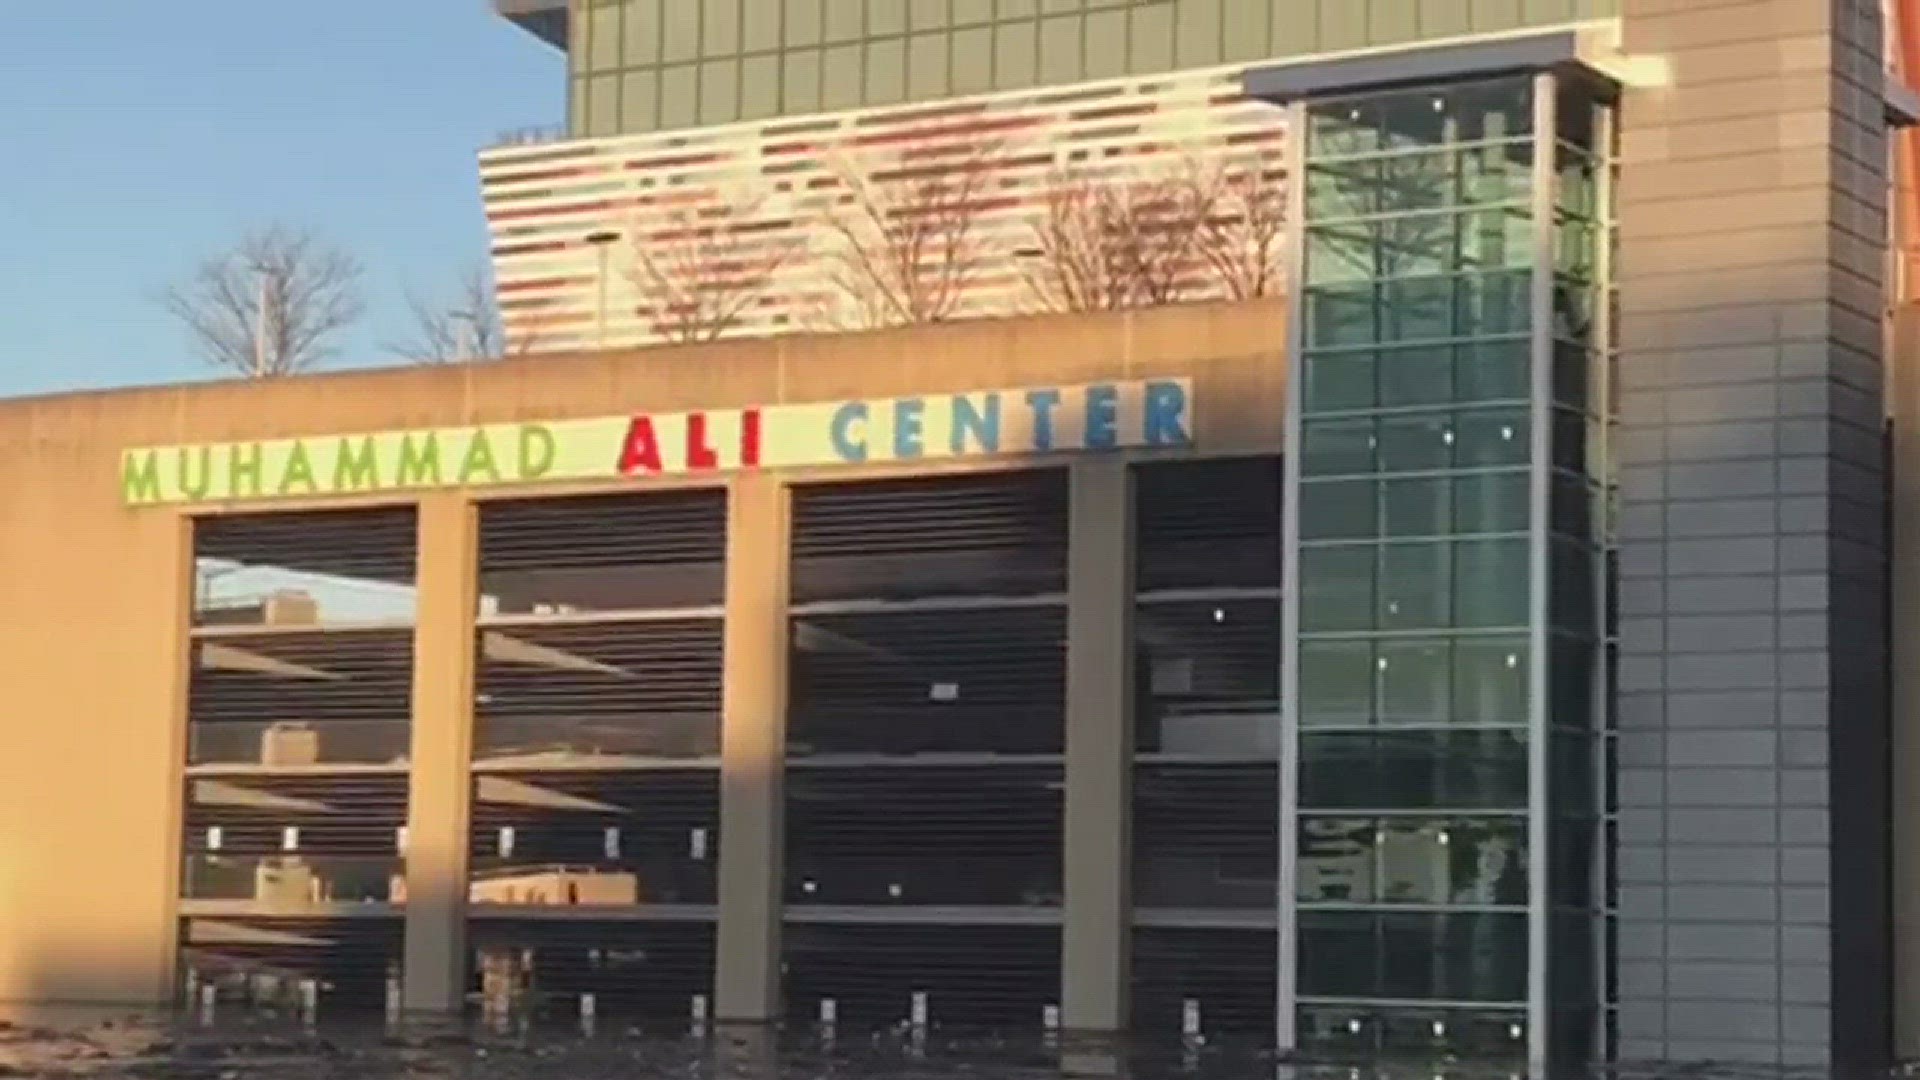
[1242,27,1619,105]
[494,0,567,51]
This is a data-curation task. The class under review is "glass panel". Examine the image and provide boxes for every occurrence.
[1300,640,1374,726]
[1377,817,1526,905]
[1457,269,1532,336]
[1382,477,1449,537]
[1458,339,1530,401]
[1299,730,1529,810]
[1459,206,1534,269]
[1378,414,1452,472]
[1454,471,1530,534]
[1305,352,1376,412]
[1298,817,1374,902]
[1455,408,1528,467]
[1306,283,1378,347]
[1301,418,1377,475]
[1378,542,1450,629]
[1453,638,1528,725]
[1550,538,1598,632]
[1299,817,1526,906]
[1380,911,1528,1001]
[1299,911,1529,1002]
[1381,275,1456,340]
[1300,479,1378,540]
[1377,345,1452,407]
[1300,546,1375,632]
[1454,537,1530,628]
[1377,639,1449,725]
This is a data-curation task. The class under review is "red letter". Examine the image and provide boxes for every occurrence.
[686,411,719,470]
[618,416,661,475]
[740,408,762,468]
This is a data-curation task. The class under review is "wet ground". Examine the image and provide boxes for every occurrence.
[0,1012,1263,1080]
[0,1009,1872,1080]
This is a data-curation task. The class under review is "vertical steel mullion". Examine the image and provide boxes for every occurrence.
[1590,85,1620,1063]
[1276,96,1311,1056]
[1525,69,1560,1074]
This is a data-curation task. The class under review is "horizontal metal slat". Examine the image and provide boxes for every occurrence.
[782,924,1062,1025]
[467,920,715,1021]
[1132,928,1279,1043]
[196,508,419,585]
[791,472,1070,603]
[1136,456,1283,592]
[479,490,727,571]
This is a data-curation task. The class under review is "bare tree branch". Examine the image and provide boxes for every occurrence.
[1195,156,1289,301]
[622,194,800,344]
[160,225,363,377]
[818,138,1001,330]
[387,265,540,364]
[1019,162,1218,314]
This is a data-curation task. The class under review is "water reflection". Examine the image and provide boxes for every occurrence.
[0,1007,1846,1080]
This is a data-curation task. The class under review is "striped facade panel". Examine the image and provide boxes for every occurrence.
[479,64,1287,353]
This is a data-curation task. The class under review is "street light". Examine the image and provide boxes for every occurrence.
[448,309,480,360]
[584,230,621,351]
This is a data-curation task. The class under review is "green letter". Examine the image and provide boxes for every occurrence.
[457,429,502,485]
[176,446,213,500]
[122,451,164,504]
[333,436,380,491]
[229,443,264,499]
[395,433,442,487]
[518,424,555,481]
[278,441,318,495]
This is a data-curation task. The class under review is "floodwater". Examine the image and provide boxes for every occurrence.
[0,1009,1863,1080]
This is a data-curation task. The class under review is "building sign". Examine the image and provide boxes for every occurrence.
[121,378,1194,506]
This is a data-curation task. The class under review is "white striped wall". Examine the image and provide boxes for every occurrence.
[478,63,1288,353]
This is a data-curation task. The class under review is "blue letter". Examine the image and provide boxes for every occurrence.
[950,393,1002,455]
[1084,384,1119,449]
[830,402,868,463]
[1143,380,1191,446]
[893,397,925,458]
[1024,388,1061,451]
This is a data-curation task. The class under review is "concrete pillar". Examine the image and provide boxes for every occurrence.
[1893,305,1920,1056]
[714,474,791,1023]
[401,494,479,1014]
[1615,0,1890,1066]
[1060,458,1135,1034]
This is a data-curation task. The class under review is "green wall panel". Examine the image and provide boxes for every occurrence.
[561,0,1620,136]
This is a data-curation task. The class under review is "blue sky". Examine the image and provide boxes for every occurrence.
[0,0,562,398]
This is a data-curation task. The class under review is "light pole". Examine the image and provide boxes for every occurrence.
[584,230,621,351]
[253,270,277,376]
[449,309,479,360]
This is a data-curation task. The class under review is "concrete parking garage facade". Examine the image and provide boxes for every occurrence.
[1,0,1918,1071]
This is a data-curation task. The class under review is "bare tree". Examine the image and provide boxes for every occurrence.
[623,194,799,344]
[818,139,1001,329]
[1195,156,1288,300]
[1020,162,1218,314]
[160,225,363,377]
[388,265,539,364]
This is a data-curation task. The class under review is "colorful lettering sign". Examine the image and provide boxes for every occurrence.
[121,379,1193,506]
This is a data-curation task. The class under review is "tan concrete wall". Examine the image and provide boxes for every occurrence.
[0,299,1285,1007]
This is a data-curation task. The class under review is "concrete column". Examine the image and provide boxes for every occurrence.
[1893,305,1920,1056]
[1061,458,1135,1034]
[1615,0,1890,1066]
[401,494,479,1014]
[714,474,791,1024]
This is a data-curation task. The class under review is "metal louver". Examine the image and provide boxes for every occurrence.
[1132,457,1281,1046]
[784,470,1068,1027]
[783,924,1062,1027]
[790,470,1069,603]
[469,489,727,1020]
[180,507,418,1015]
